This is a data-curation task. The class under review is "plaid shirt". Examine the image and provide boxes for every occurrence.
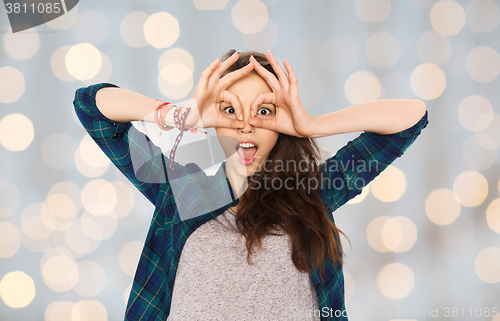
[73,83,429,321]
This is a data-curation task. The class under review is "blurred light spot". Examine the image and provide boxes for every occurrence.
[111,181,135,218]
[41,254,79,292]
[425,188,461,225]
[321,37,358,74]
[0,222,21,258]
[377,263,414,299]
[71,300,108,321]
[82,179,117,216]
[474,132,497,150]
[344,272,355,302]
[416,31,452,66]
[75,135,110,177]
[194,0,229,10]
[158,48,195,74]
[74,10,110,45]
[430,1,466,35]
[73,261,106,297]
[453,170,488,207]
[120,12,149,48]
[66,43,102,80]
[457,95,494,132]
[461,135,496,170]
[51,46,77,82]
[46,4,78,29]
[0,66,25,104]
[295,72,324,108]
[79,52,113,87]
[365,32,401,68]
[466,46,500,82]
[22,212,53,240]
[0,113,34,152]
[49,181,83,213]
[81,210,117,240]
[344,71,381,105]
[242,19,279,52]
[65,219,101,254]
[347,185,370,205]
[119,241,143,276]
[382,216,417,252]
[486,199,500,234]
[354,0,391,22]
[45,301,75,321]
[160,63,192,85]
[144,12,179,48]
[410,63,446,100]
[20,204,56,252]
[124,282,132,305]
[231,0,269,34]
[367,216,391,252]
[21,233,56,253]
[42,133,77,170]
[42,193,78,231]
[474,113,500,149]
[0,180,20,212]
[0,271,35,308]
[3,28,40,60]
[466,0,500,33]
[474,247,500,283]
[158,67,194,100]
[370,165,406,203]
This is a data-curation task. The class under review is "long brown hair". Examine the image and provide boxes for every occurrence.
[220,49,351,281]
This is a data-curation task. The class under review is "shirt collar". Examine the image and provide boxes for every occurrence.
[170,161,239,226]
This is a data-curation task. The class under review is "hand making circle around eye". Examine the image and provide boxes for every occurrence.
[246,52,316,137]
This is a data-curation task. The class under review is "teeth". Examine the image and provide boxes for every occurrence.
[239,143,256,148]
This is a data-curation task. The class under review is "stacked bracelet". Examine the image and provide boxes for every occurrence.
[154,100,207,170]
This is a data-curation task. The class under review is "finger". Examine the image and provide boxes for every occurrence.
[249,92,274,118]
[283,59,298,96]
[199,57,220,88]
[224,90,246,124]
[218,59,255,89]
[217,115,247,129]
[249,55,280,91]
[208,51,239,86]
[266,50,289,91]
[247,116,276,131]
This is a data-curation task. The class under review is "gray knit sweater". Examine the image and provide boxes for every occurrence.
[167,208,320,321]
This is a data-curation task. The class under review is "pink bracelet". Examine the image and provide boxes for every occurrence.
[154,100,207,170]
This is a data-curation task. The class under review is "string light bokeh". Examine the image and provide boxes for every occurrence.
[1,0,500,320]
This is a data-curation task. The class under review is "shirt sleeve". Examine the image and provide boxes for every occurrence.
[319,110,429,212]
[73,82,170,206]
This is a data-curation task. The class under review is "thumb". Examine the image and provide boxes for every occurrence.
[247,117,274,130]
[217,117,245,129]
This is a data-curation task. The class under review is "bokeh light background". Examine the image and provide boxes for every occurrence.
[1,0,500,320]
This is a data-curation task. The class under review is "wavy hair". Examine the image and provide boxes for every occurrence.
[219,49,351,282]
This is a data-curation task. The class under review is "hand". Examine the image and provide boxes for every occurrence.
[184,52,253,130]
[247,51,316,138]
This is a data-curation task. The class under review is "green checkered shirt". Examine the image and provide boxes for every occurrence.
[73,82,429,321]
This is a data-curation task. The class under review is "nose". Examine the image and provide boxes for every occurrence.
[238,108,254,133]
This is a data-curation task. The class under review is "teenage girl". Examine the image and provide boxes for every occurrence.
[74,49,428,321]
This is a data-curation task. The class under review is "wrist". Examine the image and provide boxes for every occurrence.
[183,98,201,129]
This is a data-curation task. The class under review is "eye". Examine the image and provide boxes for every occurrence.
[222,106,236,115]
[257,107,273,116]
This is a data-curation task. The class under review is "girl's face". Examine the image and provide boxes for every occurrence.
[216,71,279,179]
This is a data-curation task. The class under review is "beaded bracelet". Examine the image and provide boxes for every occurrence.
[154,100,207,170]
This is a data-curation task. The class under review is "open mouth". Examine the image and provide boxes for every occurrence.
[235,140,259,165]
